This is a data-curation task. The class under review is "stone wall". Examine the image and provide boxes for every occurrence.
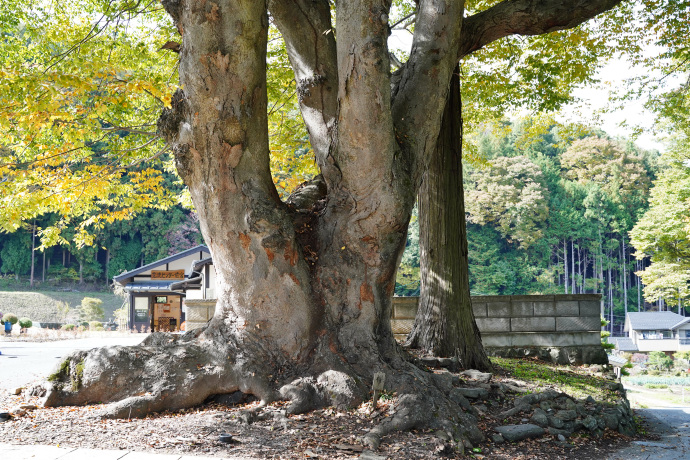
[184,299,217,332]
[392,294,607,364]
[185,294,607,364]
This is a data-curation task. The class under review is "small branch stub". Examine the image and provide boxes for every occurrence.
[371,372,386,409]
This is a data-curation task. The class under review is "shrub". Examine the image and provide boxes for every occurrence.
[18,317,32,329]
[648,351,674,371]
[88,321,103,330]
[61,324,76,331]
[79,297,104,322]
[2,313,18,325]
[644,383,669,389]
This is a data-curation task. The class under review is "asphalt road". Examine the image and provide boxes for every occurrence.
[0,336,146,391]
[609,387,690,460]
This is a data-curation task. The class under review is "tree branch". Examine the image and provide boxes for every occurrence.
[458,0,623,58]
[268,0,339,185]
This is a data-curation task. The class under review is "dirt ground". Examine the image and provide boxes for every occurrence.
[0,359,644,459]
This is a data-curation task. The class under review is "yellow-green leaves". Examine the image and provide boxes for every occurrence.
[0,1,178,243]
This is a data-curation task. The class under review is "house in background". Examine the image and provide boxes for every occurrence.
[623,311,690,353]
[113,245,212,331]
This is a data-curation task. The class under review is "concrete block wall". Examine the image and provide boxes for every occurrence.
[184,299,217,331]
[392,294,602,348]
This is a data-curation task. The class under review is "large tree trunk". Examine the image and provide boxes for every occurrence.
[405,67,491,371]
[42,0,624,448]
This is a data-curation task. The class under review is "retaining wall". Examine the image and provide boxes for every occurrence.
[392,294,607,364]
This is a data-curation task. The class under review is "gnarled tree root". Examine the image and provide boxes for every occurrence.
[42,328,485,451]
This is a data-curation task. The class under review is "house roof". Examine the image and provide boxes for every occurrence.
[626,311,690,331]
[608,354,628,367]
[123,281,182,293]
[113,245,210,284]
[611,337,638,352]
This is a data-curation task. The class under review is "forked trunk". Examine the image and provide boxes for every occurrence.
[41,0,625,448]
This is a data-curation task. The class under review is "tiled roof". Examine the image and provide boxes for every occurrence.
[627,311,690,331]
[113,245,210,284]
[608,355,629,367]
[610,337,638,351]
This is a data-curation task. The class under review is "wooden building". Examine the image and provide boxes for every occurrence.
[113,245,212,331]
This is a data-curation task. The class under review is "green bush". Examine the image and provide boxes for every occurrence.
[648,351,674,371]
[79,297,104,322]
[61,324,76,331]
[88,321,103,330]
[18,317,32,328]
[644,383,669,389]
[2,313,18,325]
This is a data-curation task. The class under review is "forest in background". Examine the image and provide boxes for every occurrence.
[2,114,689,338]
[396,118,670,337]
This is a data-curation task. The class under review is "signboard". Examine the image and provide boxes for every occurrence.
[151,270,185,280]
[134,309,148,322]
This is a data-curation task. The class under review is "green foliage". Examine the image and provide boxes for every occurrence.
[466,155,549,249]
[631,145,690,308]
[644,383,669,389]
[0,231,31,276]
[395,205,420,296]
[2,312,18,324]
[79,297,104,322]
[626,376,690,386]
[647,351,674,371]
[0,1,180,241]
[675,350,690,360]
[601,316,615,349]
[18,317,32,328]
[88,321,103,329]
[61,324,76,331]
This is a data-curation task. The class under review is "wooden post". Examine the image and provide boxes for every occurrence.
[372,372,386,409]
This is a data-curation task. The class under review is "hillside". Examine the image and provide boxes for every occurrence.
[0,291,123,324]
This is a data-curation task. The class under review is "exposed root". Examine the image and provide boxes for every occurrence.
[43,327,279,419]
[41,325,488,452]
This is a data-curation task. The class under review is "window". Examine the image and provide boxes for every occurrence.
[155,296,167,303]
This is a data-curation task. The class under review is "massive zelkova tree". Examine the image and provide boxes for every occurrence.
[44,0,623,446]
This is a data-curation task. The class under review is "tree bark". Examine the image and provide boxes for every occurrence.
[564,239,568,294]
[406,67,491,371]
[42,0,624,444]
[30,221,35,287]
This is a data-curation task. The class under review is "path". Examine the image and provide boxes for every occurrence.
[608,384,690,460]
[0,336,147,390]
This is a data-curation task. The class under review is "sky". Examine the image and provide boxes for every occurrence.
[565,59,668,153]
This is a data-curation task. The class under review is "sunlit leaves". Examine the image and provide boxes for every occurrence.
[465,155,550,249]
[0,1,179,242]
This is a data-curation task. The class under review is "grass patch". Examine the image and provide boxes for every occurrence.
[0,290,122,323]
[644,383,669,389]
[490,357,620,403]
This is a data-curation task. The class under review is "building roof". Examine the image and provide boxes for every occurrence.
[626,311,690,332]
[608,354,628,367]
[123,281,182,293]
[113,245,210,284]
[611,337,639,352]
